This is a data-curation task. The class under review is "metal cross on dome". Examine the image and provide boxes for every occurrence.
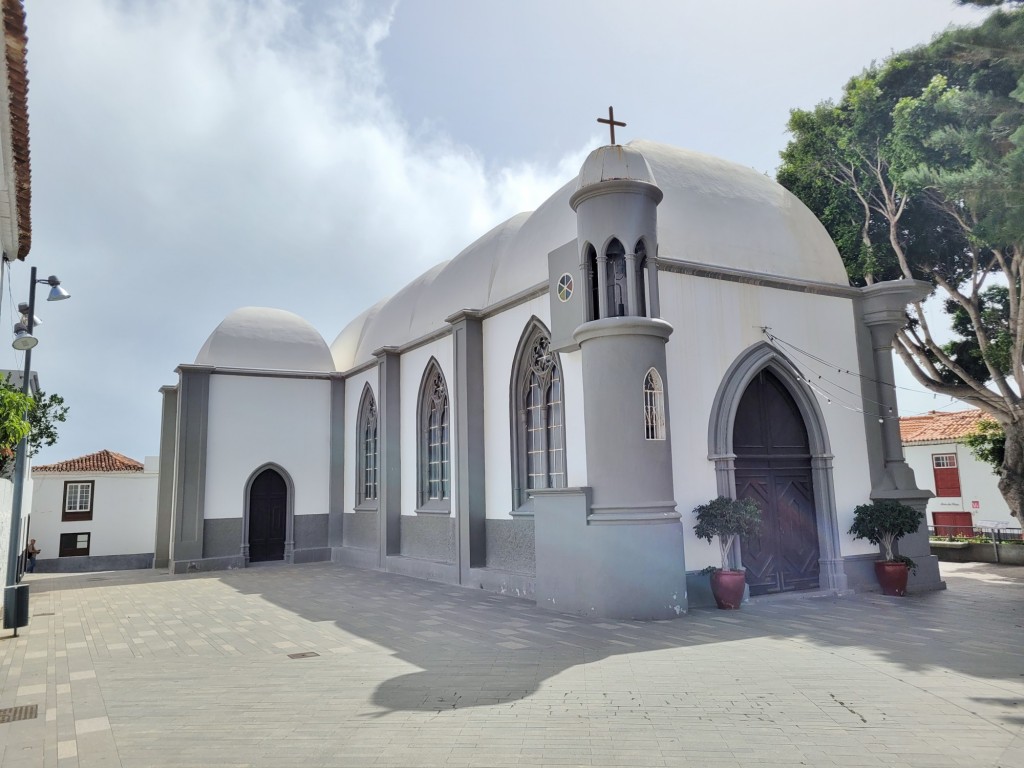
[597,106,626,145]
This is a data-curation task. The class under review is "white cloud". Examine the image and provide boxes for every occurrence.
[21,0,585,461]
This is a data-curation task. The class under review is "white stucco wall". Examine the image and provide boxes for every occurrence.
[0,477,15,580]
[904,440,1016,529]
[344,367,377,514]
[204,374,331,519]
[399,337,454,517]
[31,469,157,560]
[480,295,586,520]
[658,273,877,570]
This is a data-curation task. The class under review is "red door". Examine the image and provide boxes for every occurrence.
[933,511,973,537]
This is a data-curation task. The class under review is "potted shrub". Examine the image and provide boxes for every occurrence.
[848,500,924,596]
[693,496,762,609]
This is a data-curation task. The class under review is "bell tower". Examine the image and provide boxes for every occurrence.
[534,113,686,620]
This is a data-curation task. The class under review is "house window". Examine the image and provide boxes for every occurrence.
[644,368,666,440]
[512,324,567,510]
[62,480,95,522]
[418,362,450,510]
[932,453,962,497]
[59,532,90,557]
[356,386,378,509]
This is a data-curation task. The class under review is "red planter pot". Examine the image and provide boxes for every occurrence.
[710,569,747,610]
[874,560,910,596]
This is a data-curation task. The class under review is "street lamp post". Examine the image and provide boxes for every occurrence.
[2,266,69,635]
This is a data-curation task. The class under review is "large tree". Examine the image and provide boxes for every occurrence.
[778,8,1024,517]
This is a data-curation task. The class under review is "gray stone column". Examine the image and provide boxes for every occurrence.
[170,366,211,572]
[375,347,402,565]
[153,385,178,569]
[327,374,346,549]
[595,254,608,319]
[447,310,486,583]
[860,280,932,493]
[858,280,944,592]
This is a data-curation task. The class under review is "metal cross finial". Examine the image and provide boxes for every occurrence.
[597,106,626,145]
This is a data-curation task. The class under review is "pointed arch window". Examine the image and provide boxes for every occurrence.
[356,386,378,509]
[635,238,649,318]
[512,324,567,511]
[605,238,627,317]
[418,362,450,510]
[644,368,666,440]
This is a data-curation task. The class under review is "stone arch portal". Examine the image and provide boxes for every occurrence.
[708,342,848,594]
[243,464,294,564]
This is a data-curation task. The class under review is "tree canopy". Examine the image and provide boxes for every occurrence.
[0,377,69,476]
[777,7,1024,517]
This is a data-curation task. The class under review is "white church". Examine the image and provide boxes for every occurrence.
[155,134,943,619]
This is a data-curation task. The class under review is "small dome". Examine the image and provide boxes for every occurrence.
[196,307,334,372]
[571,144,661,209]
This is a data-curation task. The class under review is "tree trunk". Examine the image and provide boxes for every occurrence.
[998,421,1024,521]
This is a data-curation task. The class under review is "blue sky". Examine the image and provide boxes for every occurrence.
[11,0,990,463]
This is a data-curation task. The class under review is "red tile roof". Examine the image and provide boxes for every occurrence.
[34,449,144,473]
[899,409,992,445]
[3,0,30,259]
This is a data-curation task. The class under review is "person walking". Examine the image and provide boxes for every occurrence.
[24,539,40,573]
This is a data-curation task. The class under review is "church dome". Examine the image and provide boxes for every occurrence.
[331,139,849,371]
[196,307,334,372]
[571,144,661,208]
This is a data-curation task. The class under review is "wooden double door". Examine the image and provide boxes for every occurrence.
[249,468,287,562]
[734,370,820,596]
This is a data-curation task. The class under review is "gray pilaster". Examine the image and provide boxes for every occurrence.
[859,280,932,493]
[153,385,178,569]
[170,367,211,570]
[447,310,487,583]
[375,347,401,564]
[858,280,944,592]
[625,252,638,315]
[328,375,346,548]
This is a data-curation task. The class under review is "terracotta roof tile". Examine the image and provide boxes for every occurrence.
[33,449,143,473]
[899,409,993,444]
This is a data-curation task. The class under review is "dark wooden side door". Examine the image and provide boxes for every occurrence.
[249,469,286,562]
[734,370,820,595]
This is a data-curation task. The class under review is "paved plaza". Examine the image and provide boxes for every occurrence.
[0,560,1022,768]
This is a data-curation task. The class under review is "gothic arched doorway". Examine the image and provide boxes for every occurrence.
[248,468,287,562]
[733,369,820,595]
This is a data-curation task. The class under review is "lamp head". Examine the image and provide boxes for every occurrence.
[17,302,41,327]
[46,276,70,302]
[12,322,37,351]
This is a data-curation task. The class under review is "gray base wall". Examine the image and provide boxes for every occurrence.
[204,518,242,559]
[932,542,1024,565]
[533,488,687,620]
[295,514,328,549]
[400,514,456,563]
[466,567,535,600]
[685,571,716,609]
[485,518,535,575]
[343,512,379,550]
[34,553,154,573]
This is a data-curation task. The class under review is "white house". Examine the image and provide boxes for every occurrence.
[901,410,1018,535]
[156,138,946,619]
[30,449,159,572]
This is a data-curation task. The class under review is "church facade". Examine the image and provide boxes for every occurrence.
[155,139,943,619]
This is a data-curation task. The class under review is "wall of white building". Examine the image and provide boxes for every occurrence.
[31,467,156,560]
[204,375,331,520]
[904,441,1017,529]
[344,367,377,514]
[658,273,878,570]
[399,337,454,517]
